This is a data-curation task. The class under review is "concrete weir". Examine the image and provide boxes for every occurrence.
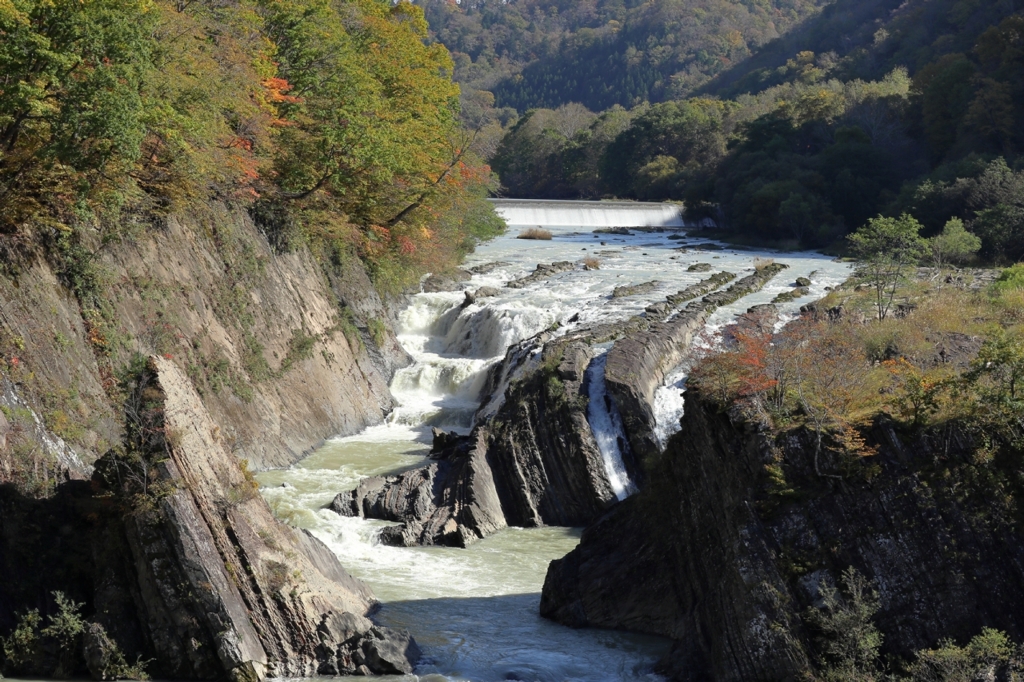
[489,198,685,227]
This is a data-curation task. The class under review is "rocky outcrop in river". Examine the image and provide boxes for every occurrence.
[333,265,790,546]
[541,387,1024,681]
[0,356,419,680]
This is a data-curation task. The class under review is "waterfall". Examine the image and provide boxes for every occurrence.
[490,198,684,228]
[585,351,637,500]
[257,201,853,681]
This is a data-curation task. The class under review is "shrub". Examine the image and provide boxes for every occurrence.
[908,628,1015,682]
[368,318,387,347]
[992,263,1024,292]
[2,609,42,672]
[753,257,775,271]
[804,567,883,680]
[582,257,600,270]
[517,227,553,240]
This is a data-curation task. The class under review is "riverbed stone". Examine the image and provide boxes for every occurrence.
[423,269,472,292]
[473,286,501,299]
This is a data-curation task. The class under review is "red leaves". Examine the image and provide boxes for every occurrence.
[262,77,303,104]
[732,329,779,397]
[396,235,416,255]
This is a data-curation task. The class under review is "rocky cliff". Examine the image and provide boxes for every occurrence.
[540,388,1024,681]
[0,205,418,678]
[333,264,790,546]
[0,356,419,680]
[0,204,408,479]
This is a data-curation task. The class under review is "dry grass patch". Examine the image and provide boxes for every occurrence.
[582,257,600,270]
[518,228,553,240]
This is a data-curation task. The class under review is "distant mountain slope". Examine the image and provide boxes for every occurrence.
[420,0,832,112]
[703,0,1022,98]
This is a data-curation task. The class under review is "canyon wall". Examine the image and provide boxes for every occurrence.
[541,389,1024,680]
[0,206,417,678]
[0,204,409,477]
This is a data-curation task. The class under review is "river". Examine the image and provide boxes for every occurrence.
[256,202,851,681]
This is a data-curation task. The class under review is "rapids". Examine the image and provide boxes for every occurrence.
[257,207,851,681]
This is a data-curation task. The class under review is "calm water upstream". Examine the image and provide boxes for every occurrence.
[256,203,851,681]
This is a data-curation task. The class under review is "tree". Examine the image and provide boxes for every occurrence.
[848,214,927,320]
[805,567,883,681]
[927,218,980,269]
[0,0,156,230]
[973,203,1024,263]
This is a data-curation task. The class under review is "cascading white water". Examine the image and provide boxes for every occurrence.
[258,206,851,681]
[585,350,637,500]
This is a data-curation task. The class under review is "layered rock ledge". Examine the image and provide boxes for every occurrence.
[541,388,1024,681]
[0,356,418,680]
[332,265,789,546]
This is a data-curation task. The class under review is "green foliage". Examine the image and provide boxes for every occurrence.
[0,0,155,231]
[367,318,387,348]
[907,628,1017,682]
[900,158,1024,263]
[601,99,733,201]
[2,0,499,294]
[240,332,272,383]
[1,592,85,678]
[279,329,316,372]
[804,567,884,681]
[420,0,830,113]
[993,264,1024,292]
[928,218,980,269]
[848,214,928,320]
[2,608,42,672]
[973,203,1024,264]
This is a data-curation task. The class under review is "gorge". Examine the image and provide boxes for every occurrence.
[255,204,852,680]
[3,198,1023,681]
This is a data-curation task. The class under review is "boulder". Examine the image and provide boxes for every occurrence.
[473,286,501,299]
[505,261,575,289]
[422,269,472,292]
[82,623,118,681]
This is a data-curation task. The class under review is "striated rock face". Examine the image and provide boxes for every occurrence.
[335,266,789,546]
[0,356,418,680]
[541,390,1024,681]
[0,204,409,473]
[605,264,787,465]
[331,428,507,547]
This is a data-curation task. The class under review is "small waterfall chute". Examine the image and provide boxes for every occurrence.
[585,351,637,500]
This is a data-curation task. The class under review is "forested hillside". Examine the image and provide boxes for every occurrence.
[420,0,830,115]
[1,0,502,294]
[477,0,1024,259]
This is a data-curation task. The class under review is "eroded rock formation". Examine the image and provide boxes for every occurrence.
[334,265,789,546]
[0,356,418,680]
[541,388,1024,681]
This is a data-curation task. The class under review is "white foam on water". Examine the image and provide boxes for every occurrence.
[259,208,850,681]
[585,351,637,500]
